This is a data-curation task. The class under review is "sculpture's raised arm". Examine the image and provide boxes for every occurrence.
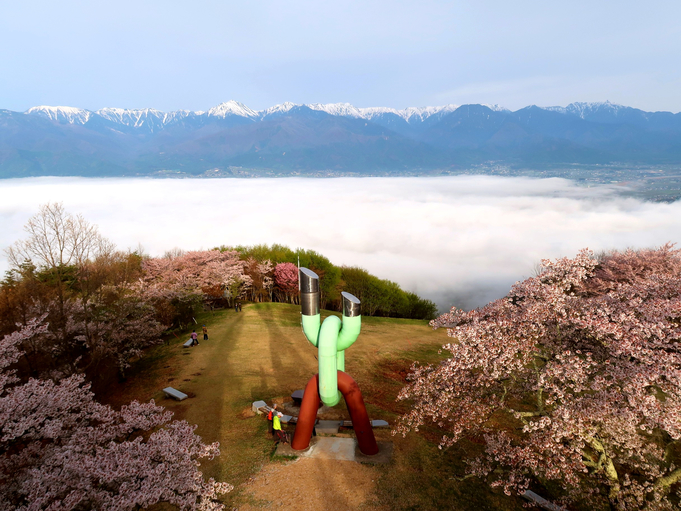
[298,268,361,406]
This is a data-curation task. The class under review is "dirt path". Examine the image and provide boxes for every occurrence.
[237,457,385,511]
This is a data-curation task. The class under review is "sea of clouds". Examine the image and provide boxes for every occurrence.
[1,176,680,312]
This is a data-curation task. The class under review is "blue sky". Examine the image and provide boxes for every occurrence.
[2,0,680,112]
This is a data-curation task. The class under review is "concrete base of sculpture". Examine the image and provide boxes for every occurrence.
[291,370,379,455]
[276,437,393,464]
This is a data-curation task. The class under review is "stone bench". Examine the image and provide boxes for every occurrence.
[290,389,322,409]
[252,401,294,423]
[317,420,342,434]
[291,389,304,405]
[522,490,563,511]
[340,419,389,428]
[163,387,188,401]
[252,400,268,413]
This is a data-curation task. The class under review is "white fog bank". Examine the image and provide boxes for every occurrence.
[1,176,680,312]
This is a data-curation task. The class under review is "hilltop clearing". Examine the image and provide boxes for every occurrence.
[102,302,527,510]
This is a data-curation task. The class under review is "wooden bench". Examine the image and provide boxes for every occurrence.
[163,387,188,401]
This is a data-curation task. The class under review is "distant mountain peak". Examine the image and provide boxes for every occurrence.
[398,104,460,122]
[261,102,298,118]
[565,101,626,118]
[206,100,258,119]
[480,104,510,112]
[543,101,628,118]
[358,106,400,117]
[307,102,364,118]
[94,107,167,130]
[25,105,92,124]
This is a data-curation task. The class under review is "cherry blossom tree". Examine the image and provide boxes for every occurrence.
[73,285,166,379]
[259,259,274,301]
[1,276,164,382]
[397,245,681,510]
[5,203,116,367]
[142,250,250,301]
[243,257,273,302]
[0,320,232,510]
[140,249,251,319]
[274,262,298,303]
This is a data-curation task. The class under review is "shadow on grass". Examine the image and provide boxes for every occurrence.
[107,302,537,511]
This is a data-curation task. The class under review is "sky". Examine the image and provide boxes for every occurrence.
[1,1,680,113]
[2,176,680,312]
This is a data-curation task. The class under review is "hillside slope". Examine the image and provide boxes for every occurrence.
[104,303,525,511]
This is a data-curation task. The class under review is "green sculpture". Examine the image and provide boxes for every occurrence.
[292,268,378,455]
[299,268,361,406]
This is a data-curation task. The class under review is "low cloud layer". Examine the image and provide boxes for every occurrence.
[1,176,679,312]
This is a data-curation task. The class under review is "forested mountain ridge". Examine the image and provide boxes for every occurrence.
[2,100,681,177]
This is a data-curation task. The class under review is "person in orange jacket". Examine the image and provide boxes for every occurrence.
[267,404,278,436]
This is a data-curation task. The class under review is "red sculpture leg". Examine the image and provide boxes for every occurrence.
[337,370,379,455]
[291,374,321,450]
[291,370,379,455]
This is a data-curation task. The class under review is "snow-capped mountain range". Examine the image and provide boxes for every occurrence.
[24,100,510,129]
[4,100,681,178]
[23,99,662,134]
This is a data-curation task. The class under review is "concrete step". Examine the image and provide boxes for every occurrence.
[315,420,341,434]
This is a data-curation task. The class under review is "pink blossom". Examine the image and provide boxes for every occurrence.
[274,262,298,303]
[397,245,681,509]
[1,322,232,510]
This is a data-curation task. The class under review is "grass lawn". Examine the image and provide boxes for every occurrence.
[102,302,527,510]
